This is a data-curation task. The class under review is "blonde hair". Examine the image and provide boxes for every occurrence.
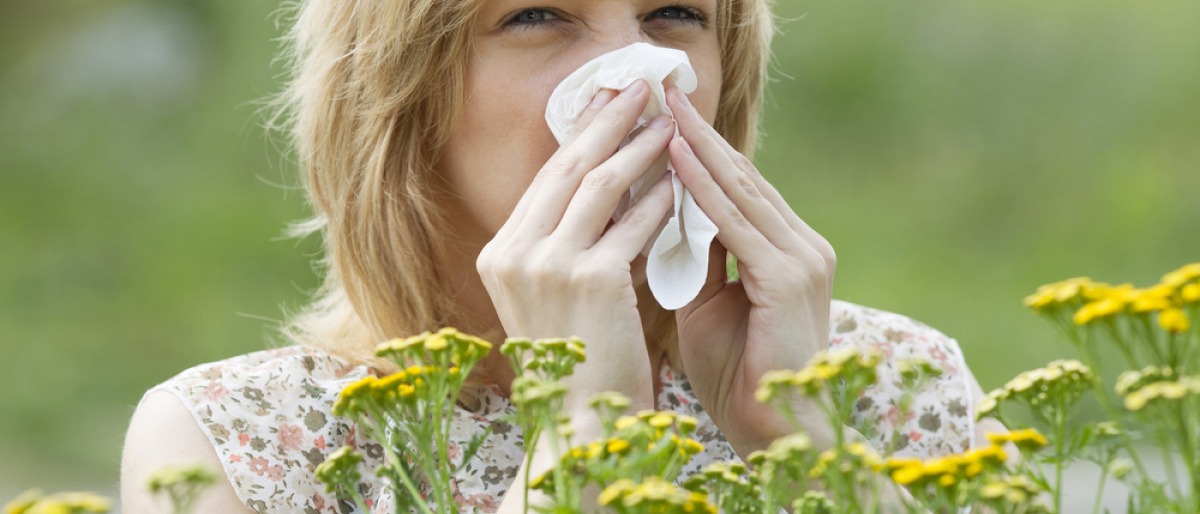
[274,0,778,376]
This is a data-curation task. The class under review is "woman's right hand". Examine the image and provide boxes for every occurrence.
[476,79,676,413]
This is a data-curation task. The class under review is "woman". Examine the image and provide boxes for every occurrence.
[121,0,1005,511]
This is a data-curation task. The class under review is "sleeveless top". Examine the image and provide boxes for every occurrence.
[146,300,976,513]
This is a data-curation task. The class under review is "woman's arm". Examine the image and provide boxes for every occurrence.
[120,390,254,514]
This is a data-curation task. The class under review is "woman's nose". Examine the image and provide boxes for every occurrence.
[584,12,658,55]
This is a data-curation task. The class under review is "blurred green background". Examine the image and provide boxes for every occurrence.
[1,0,1197,499]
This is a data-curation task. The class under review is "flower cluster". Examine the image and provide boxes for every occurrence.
[790,491,836,514]
[1025,264,1199,333]
[3,490,111,514]
[979,475,1049,511]
[887,443,1008,491]
[755,346,882,402]
[1022,277,1093,311]
[322,328,495,514]
[682,462,762,514]
[145,463,217,514]
[500,336,587,382]
[987,428,1049,451]
[530,409,705,498]
[375,327,493,367]
[314,446,364,496]
[976,360,1093,421]
[1121,375,1200,412]
[1016,262,1200,513]
[597,477,715,514]
[1114,365,1176,397]
[332,364,451,417]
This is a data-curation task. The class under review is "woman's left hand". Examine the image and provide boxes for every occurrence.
[665,86,837,459]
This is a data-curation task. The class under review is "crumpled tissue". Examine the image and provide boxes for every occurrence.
[545,42,718,310]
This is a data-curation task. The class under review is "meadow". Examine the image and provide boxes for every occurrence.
[1,0,1197,498]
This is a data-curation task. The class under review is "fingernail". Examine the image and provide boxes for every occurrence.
[674,87,692,107]
[649,115,673,130]
[677,136,694,156]
[620,80,646,98]
[590,89,615,109]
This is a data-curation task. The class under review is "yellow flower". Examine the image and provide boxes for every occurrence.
[677,415,699,435]
[597,479,634,506]
[975,390,1004,418]
[1162,263,1200,288]
[4,490,43,514]
[146,463,218,493]
[1073,297,1125,325]
[1130,285,1174,313]
[1004,489,1029,504]
[614,416,638,431]
[980,481,1007,499]
[528,470,550,490]
[589,392,632,412]
[424,333,449,351]
[1183,283,1200,303]
[332,376,378,416]
[987,428,1048,450]
[1122,377,1200,412]
[970,444,1009,464]
[606,438,631,454]
[1024,277,1092,309]
[891,464,924,485]
[812,362,840,380]
[3,491,112,514]
[1115,366,1174,396]
[648,413,675,429]
[681,438,705,455]
[1124,391,1149,411]
[1159,308,1190,333]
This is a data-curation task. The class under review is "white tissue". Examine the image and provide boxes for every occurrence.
[545,42,719,310]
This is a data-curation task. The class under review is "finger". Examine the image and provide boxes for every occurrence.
[592,171,675,263]
[498,88,620,241]
[668,135,780,262]
[668,87,835,273]
[562,88,619,148]
[556,115,675,247]
[666,88,799,252]
[508,80,653,238]
[668,87,822,247]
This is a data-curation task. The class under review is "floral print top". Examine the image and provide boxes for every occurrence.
[148,300,976,513]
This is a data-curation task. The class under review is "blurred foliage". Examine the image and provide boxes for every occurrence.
[0,0,1196,495]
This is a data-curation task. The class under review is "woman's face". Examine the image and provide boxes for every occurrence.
[436,0,722,247]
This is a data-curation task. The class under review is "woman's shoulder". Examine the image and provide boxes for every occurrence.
[829,299,966,376]
[828,300,976,457]
[142,345,389,513]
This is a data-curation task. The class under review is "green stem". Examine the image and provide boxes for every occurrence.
[1091,464,1108,514]
[384,428,437,514]
[364,406,436,514]
[1184,397,1200,511]
[1155,425,1184,500]
[1054,403,1066,514]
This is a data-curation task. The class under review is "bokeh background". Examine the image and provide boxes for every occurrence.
[1,0,1197,502]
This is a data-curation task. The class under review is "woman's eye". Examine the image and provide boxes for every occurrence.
[504,8,561,30]
[648,6,706,25]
